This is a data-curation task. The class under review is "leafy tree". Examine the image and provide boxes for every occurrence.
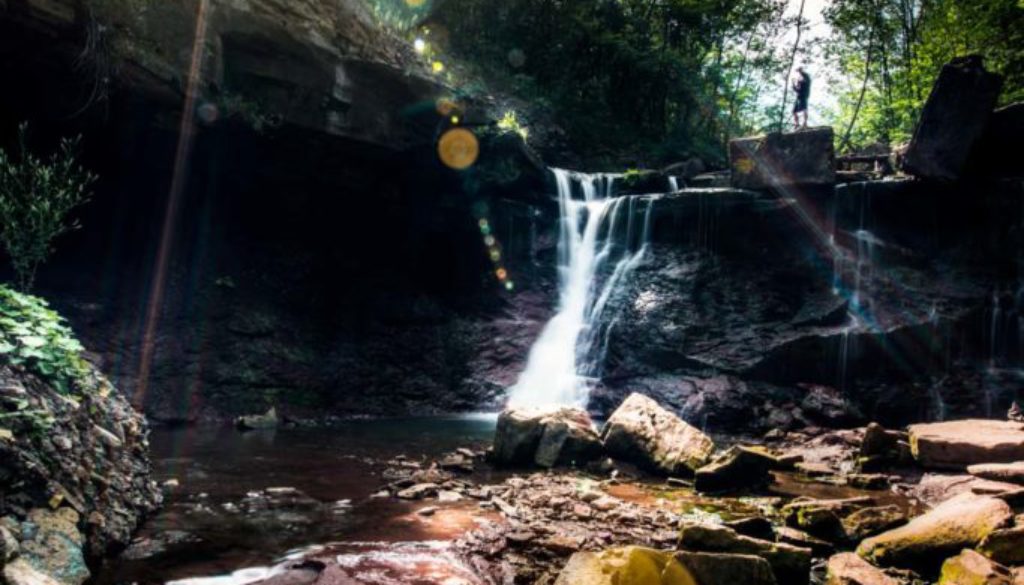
[823,0,1024,152]
[369,0,787,166]
[0,124,95,291]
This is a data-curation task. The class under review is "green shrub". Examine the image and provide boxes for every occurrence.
[0,285,91,395]
[0,123,95,291]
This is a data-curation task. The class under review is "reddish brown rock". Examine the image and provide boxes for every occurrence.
[968,462,1024,485]
[729,127,835,190]
[938,549,1014,585]
[601,393,714,476]
[857,493,1013,574]
[826,553,898,585]
[909,420,1024,470]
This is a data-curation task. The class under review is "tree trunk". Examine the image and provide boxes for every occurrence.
[778,0,807,131]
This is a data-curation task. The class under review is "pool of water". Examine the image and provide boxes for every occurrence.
[94,416,499,585]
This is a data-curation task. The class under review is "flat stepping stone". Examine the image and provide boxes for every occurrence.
[909,419,1024,470]
[968,461,1024,485]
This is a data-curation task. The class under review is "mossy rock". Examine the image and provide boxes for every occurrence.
[554,546,697,585]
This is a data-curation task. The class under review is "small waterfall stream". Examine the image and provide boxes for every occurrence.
[508,169,657,408]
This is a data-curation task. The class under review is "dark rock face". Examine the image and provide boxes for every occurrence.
[969,102,1024,179]
[729,127,836,189]
[0,363,161,579]
[589,178,1024,431]
[902,55,1004,181]
[0,0,553,422]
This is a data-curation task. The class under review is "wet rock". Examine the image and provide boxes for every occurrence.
[120,530,200,561]
[3,559,64,585]
[842,505,907,541]
[0,353,160,576]
[437,490,463,503]
[674,551,777,585]
[860,423,901,458]
[847,474,890,490]
[978,525,1024,565]
[857,493,1013,575]
[694,445,775,493]
[938,549,1014,585]
[492,407,602,468]
[1009,402,1024,423]
[725,517,776,541]
[235,407,279,431]
[903,55,1003,181]
[601,393,714,476]
[554,546,695,584]
[0,525,17,562]
[826,553,899,585]
[663,158,708,182]
[438,454,475,473]
[678,523,812,585]
[776,526,835,557]
[968,462,1024,485]
[257,561,324,585]
[18,508,87,585]
[535,414,604,468]
[783,498,871,542]
[396,483,438,500]
[909,420,1024,470]
[729,127,836,190]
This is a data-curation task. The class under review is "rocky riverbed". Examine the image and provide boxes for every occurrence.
[99,393,1024,585]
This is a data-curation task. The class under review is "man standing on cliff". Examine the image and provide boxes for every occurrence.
[792,66,811,129]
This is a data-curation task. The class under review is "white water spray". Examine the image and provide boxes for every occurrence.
[507,169,657,408]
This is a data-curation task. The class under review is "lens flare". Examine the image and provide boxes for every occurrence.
[496,268,508,281]
[432,61,445,74]
[405,0,426,6]
[413,38,427,54]
[438,128,479,170]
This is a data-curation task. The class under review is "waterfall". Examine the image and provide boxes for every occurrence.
[507,168,657,409]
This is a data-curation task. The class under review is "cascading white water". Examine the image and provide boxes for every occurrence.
[507,168,657,408]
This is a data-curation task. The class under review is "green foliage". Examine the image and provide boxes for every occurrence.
[370,0,789,166]
[0,124,95,291]
[496,111,530,141]
[822,0,1024,152]
[0,285,91,395]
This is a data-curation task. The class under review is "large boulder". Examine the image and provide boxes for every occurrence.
[492,407,602,468]
[909,420,1024,470]
[728,127,835,190]
[902,55,1003,181]
[601,393,715,476]
[678,523,812,585]
[553,546,697,585]
[0,289,161,582]
[826,553,899,585]
[674,551,776,585]
[856,493,1013,575]
[694,445,775,493]
[938,549,1015,585]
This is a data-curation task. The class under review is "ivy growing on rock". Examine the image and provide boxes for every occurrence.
[0,285,91,395]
